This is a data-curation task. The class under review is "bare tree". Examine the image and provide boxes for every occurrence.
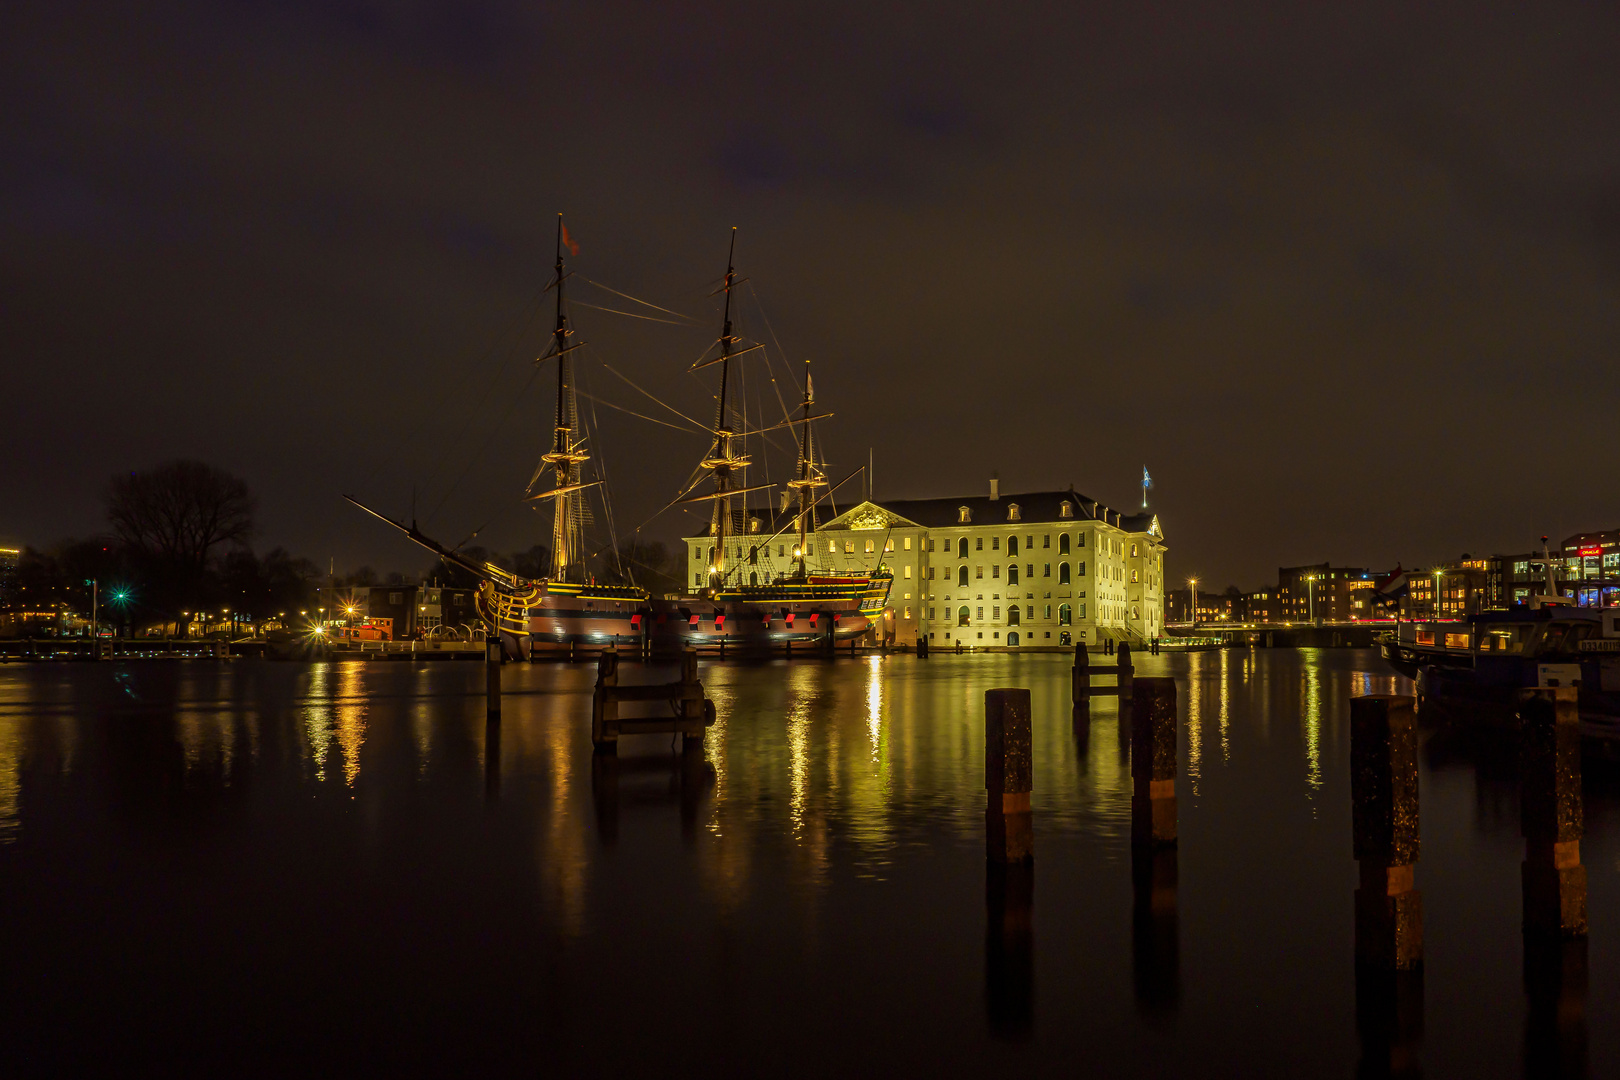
[106,460,256,571]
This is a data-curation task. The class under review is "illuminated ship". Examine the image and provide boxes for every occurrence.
[645,231,892,653]
[349,216,648,659]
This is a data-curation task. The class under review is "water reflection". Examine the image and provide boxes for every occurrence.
[0,651,1614,1076]
[0,715,17,845]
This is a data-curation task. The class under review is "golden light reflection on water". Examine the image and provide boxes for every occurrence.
[540,695,588,936]
[0,716,18,845]
[788,698,809,834]
[1304,661,1323,796]
[865,655,883,760]
[336,666,368,787]
[1218,649,1232,764]
[1186,651,1203,795]
[303,664,335,782]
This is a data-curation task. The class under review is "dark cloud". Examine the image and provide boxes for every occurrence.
[3,0,1619,587]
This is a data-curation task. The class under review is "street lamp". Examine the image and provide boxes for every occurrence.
[1433,569,1443,619]
[1306,574,1317,624]
[1188,577,1199,628]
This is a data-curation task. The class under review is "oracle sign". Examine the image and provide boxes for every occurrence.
[1579,545,1602,557]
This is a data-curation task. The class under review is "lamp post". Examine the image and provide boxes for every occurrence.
[84,578,97,641]
[1433,569,1443,619]
[1306,574,1316,624]
[1189,577,1199,628]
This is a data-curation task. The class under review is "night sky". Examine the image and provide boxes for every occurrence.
[5,2,1619,589]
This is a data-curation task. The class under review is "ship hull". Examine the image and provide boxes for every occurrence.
[646,574,894,655]
[476,581,647,659]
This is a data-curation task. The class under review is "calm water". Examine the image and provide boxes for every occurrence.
[0,649,1614,1076]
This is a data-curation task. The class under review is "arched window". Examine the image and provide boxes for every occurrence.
[1058,603,1072,625]
[1059,562,1071,585]
[1008,565,1019,586]
[1059,534,1071,555]
[1007,631,1019,646]
[865,539,874,554]
[958,538,968,559]
[1007,503,1021,521]
[957,606,971,626]
[1060,501,1074,519]
[958,566,969,587]
[1007,606,1021,626]
[1008,536,1018,557]
[958,506,971,523]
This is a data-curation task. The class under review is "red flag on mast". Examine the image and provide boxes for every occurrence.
[560,222,579,257]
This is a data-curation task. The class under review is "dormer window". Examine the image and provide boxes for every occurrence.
[1007,503,1021,521]
[1059,501,1074,519]
[958,506,971,523]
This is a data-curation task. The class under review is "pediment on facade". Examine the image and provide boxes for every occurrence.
[819,501,923,532]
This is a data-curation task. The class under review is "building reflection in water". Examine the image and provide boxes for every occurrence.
[1218,649,1232,763]
[1304,663,1323,796]
[985,861,1034,1040]
[0,714,18,845]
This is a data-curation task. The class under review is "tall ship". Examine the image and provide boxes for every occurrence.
[646,231,892,654]
[349,216,647,659]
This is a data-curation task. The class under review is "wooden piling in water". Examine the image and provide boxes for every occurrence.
[485,640,502,719]
[985,688,1033,863]
[1350,694,1422,970]
[1518,687,1586,939]
[1116,643,1134,702]
[1130,677,1177,848]
[1070,644,1088,710]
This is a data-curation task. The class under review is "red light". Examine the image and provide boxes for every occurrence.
[1579,546,1602,557]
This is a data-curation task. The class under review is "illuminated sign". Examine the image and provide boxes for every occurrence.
[1579,545,1602,557]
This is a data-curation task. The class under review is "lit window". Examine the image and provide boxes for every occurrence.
[1060,501,1073,518]
[865,539,874,553]
[904,607,912,619]
[904,537,912,550]
[976,565,984,579]
[904,566,912,579]
[1008,503,1020,521]
[885,539,894,552]
[958,506,971,523]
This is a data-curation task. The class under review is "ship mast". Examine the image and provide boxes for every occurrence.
[703,229,748,591]
[542,214,588,583]
[785,358,827,580]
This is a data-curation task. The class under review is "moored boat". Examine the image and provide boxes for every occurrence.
[1378,602,1620,736]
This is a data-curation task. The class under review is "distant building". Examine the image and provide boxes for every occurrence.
[0,547,17,608]
[314,584,479,639]
[1276,564,1374,623]
[1243,589,1277,623]
[1485,528,1620,609]
[1401,559,1489,619]
[684,482,1167,647]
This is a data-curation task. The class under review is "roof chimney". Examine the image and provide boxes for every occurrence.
[989,475,999,501]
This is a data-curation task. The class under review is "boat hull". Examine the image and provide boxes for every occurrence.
[476,581,647,659]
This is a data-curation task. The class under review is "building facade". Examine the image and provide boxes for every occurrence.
[684,484,1166,648]
[1276,564,1375,623]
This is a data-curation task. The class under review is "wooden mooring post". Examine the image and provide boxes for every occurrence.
[985,688,1033,863]
[1069,642,1134,707]
[1518,687,1586,939]
[1130,677,1177,848]
[485,639,502,719]
[591,647,714,754]
[1350,694,1422,971]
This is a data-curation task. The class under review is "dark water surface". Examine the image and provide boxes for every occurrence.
[1,649,1615,1076]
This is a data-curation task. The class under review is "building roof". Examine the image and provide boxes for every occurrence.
[821,490,1162,537]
